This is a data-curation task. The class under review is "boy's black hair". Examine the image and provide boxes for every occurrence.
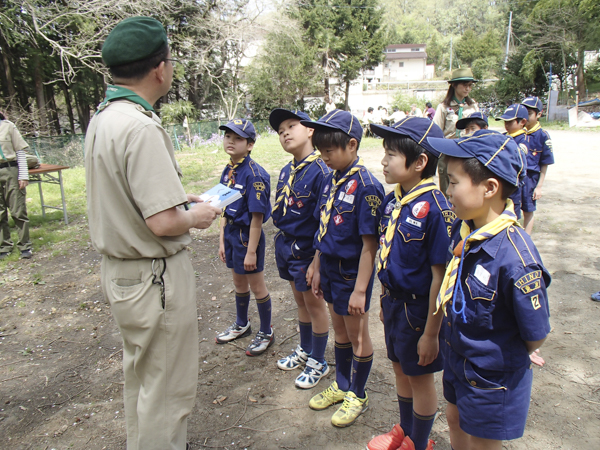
[460,157,517,200]
[0,111,5,120]
[368,107,374,113]
[426,102,432,108]
[109,44,169,80]
[463,118,488,130]
[383,136,438,179]
[312,128,359,151]
[524,105,541,114]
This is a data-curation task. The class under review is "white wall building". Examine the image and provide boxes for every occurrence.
[363,44,432,84]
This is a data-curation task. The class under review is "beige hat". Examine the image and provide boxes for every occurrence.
[448,67,477,83]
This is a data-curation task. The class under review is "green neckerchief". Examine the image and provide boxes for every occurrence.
[453,96,467,137]
[96,85,155,115]
[0,121,5,160]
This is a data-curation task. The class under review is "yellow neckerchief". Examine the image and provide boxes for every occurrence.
[526,122,541,135]
[507,129,526,138]
[435,200,518,319]
[272,150,320,216]
[377,177,437,272]
[226,156,246,187]
[317,157,364,242]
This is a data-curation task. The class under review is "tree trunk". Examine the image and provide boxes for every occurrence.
[33,53,49,134]
[74,89,90,134]
[576,46,586,101]
[344,79,350,110]
[45,84,61,135]
[0,34,17,100]
[61,82,76,134]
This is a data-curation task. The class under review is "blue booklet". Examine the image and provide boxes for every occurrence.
[197,184,242,208]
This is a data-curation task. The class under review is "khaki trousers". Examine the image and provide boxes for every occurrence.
[101,250,199,450]
[0,166,30,253]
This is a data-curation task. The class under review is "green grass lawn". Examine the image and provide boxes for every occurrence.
[1,134,381,269]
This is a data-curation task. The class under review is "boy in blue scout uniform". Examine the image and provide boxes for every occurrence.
[270,109,333,389]
[427,129,551,449]
[520,96,554,234]
[455,111,488,137]
[216,119,274,356]
[367,117,455,450]
[301,109,384,427]
[496,104,529,220]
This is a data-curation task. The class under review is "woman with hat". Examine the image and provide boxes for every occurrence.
[433,67,479,193]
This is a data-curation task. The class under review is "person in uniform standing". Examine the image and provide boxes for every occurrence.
[0,112,32,259]
[433,68,479,194]
[84,17,221,450]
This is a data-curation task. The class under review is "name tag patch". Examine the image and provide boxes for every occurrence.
[406,217,422,228]
[515,270,542,294]
[343,194,355,204]
[474,264,491,286]
[235,183,243,189]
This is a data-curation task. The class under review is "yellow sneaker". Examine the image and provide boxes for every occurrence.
[331,391,368,428]
[309,381,347,410]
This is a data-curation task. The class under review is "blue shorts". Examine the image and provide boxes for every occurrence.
[320,254,374,316]
[224,222,265,275]
[521,171,540,213]
[509,187,522,220]
[443,349,533,441]
[274,231,314,292]
[382,290,443,376]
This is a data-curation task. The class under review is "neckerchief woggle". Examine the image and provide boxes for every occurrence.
[272,151,320,216]
[96,85,155,115]
[317,157,364,242]
[435,200,518,322]
[377,177,437,272]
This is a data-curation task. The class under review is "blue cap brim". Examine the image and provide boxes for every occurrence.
[219,125,250,139]
[269,109,310,132]
[301,120,345,134]
[371,122,442,158]
[427,137,473,158]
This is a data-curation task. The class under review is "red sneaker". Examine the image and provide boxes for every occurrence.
[399,436,434,450]
[367,423,405,450]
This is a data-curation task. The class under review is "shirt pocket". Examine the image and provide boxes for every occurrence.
[338,258,358,281]
[290,239,314,260]
[404,303,426,332]
[330,197,356,234]
[463,359,507,391]
[290,187,312,211]
[397,223,426,267]
[465,273,497,327]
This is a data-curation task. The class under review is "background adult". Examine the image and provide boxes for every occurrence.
[433,68,479,193]
[0,111,32,259]
[85,17,221,450]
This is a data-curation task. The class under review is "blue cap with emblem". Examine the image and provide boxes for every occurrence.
[496,104,529,121]
[426,129,525,187]
[369,116,445,157]
[219,119,257,140]
[521,96,543,112]
[269,109,311,132]
[301,109,362,143]
[456,111,488,130]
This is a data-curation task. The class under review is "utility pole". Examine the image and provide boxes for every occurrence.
[449,36,453,72]
[503,11,512,69]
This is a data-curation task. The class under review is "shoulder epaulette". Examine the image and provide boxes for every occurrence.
[505,226,539,267]
[357,167,375,187]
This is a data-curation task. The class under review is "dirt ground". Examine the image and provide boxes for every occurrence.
[1,129,599,450]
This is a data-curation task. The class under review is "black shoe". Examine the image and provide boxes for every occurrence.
[20,250,32,259]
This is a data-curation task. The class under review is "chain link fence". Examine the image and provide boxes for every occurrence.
[26,120,275,167]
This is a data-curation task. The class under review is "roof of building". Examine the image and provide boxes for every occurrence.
[385,44,426,49]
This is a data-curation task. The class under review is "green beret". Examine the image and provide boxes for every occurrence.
[102,16,168,67]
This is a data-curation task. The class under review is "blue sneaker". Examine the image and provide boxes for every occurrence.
[295,358,329,389]
[592,291,600,302]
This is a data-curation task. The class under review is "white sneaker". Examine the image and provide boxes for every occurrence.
[295,358,330,389]
[245,328,274,356]
[215,321,251,344]
[277,345,309,371]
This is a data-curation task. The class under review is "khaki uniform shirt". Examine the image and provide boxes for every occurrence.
[85,100,190,259]
[433,100,479,138]
[0,120,29,162]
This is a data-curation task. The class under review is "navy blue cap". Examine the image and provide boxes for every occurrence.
[301,109,362,143]
[496,104,529,121]
[219,119,256,140]
[521,96,543,112]
[369,116,445,157]
[456,111,488,130]
[269,109,311,132]
[426,129,525,187]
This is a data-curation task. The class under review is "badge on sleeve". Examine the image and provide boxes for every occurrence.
[365,195,382,216]
[515,270,542,294]
[530,294,541,310]
[412,201,430,219]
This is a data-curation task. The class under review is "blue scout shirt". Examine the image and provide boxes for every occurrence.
[220,156,271,227]
[272,154,331,240]
[378,189,455,297]
[315,159,384,260]
[525,123,554,173]
[443,221,551,372]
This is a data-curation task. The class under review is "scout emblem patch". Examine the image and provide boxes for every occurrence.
[365,195,382,216]
[333,214,344,225]
[515,270,542,294]
[412,201,430,219]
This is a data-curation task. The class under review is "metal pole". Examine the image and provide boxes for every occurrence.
[449,37,453,72]
[503,11,512,69]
